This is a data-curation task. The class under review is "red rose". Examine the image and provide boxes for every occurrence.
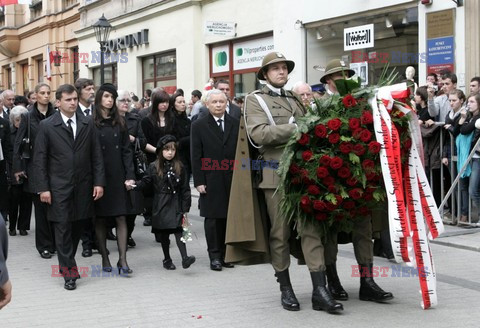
[339,142,353,154]
[328,133,340,144]
[361,111,374,124]
[343,200,355,210]
[404,138,412,150]
[328,185,337,193]
[313,200,326,211]
[348,188,363,200]
[346,177,358,186]
[329,156,343,170]
[349,118,361,130]
[338,166,351,178]
[323,176,335,186]
[362,159,375,170]
[298,133,310,145]
[365,172,377,181]
[300,169,309,178]
[319,155,331,166]
[360,129,372,142]
[335,195,344,205]
[325,202,337,211]
[353,128,363,139]
[303,177,314,185]
[316,167,329,178]
[327,118,342,131]
[368,141,382,154]
[314,124,327,138]
[315,213,328,221]
[342,94,358,108]
[300,196,312,213]
[353,144,366,156]
[307,185,321,195]
[302,150,313,162]
[291,177,301,185]
[289,163,300,174]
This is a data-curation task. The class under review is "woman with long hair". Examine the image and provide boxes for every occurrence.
[171,92,191,179]
[93,84,135,274]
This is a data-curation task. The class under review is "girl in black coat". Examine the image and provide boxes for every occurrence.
[137,135,195,270]
[171,92,191,180]
[93,84,136,275]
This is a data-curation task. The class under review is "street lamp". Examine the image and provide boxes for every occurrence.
[92,14,112,85]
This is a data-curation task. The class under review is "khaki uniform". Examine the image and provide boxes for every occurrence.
[245,85,326,272]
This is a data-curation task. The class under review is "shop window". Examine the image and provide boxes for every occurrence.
[36,58,44,83]
[3,66,12,90]
[142,51,176,95]
[234,72,261,98]
[93,64,118,87]
[0,7,5,27]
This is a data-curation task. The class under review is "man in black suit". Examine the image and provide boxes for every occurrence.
[195,80,241,121]
[0,213,12,310]
[34,84,105,290]
[74,78,96,257]
[191,89,239,271]
[0,90,14,120]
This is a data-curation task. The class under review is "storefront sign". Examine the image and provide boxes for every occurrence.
[205,21,236,37]
[344,24,374,51]
[106,29,149,53]
[233,36,274,71]
[211,45,230,74]
[426,9,455,74]
[426,9,454,39]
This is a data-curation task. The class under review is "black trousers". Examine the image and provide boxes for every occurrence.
[8,185,32,230]
[32,194,55,253]
[204,218,227,261]
[52,219,86,281]
[80,218,95,251]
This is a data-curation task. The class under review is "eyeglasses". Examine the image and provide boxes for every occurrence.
[118,99,131,103]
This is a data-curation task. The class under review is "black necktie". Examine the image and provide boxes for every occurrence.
[217,118,224,132]
[67,119,74,139]
[84,108,90,116]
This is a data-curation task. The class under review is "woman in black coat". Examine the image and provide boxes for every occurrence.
[7,106,32,236]
[93,84,136,274]
[0,116,11,221]
[117,90,146,247]
[171,92,192,180]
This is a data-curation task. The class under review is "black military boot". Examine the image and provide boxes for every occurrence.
[310,271,343,313]
[275,270,300,311]
[326,263,349,301]
[359,263,394,302]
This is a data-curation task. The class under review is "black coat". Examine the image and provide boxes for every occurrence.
[125,111,146,215]
[13,103,56,193]
[173,112,191,175]
[141,114,176,163]
[191,113,239,218]
[94,118,135,217]
[138,162,191,230]
[33,112,106,222]
[0,117,12,211]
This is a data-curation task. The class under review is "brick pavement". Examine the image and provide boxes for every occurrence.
[1,192,480,327]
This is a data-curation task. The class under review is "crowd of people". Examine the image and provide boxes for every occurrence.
[1,52,477,313]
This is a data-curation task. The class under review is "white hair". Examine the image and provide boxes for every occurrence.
[292,81,312,93]
[9,105,28,125]
[205,89,227,103]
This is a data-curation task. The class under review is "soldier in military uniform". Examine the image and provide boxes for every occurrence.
[244,52,342,313]
[320,59,393,303]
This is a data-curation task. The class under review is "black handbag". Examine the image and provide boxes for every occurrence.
[133,138,147,178]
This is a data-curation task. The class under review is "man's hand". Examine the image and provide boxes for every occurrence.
[125,180,136,191]
[444,124,451,130]
[39,191,51,205]
[14,171,27,183]
[0,280,12,310]
[129,135,135,143]
[93,186,104,200]
[442,158,448,166]
[427,83,435,99]
[196,185,207,194]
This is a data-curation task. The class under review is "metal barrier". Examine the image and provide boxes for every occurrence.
[436,122,480,227]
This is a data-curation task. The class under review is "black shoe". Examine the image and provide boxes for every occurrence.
[275,270,300,311]
[163,259,176,270]
[117,261,133,276]
[143,218,152,226]
[19,230,28,236]
[40,250,52,259]
[106,230,117,241]
[64,280,76,290]
[221,261,234,268]
[326,263,349,301]
[127,237,136,247]
[210,259,222,271]
[82,249,93,258]
[359,264,394,302]
[311,272,343,313]
[8,230,16,236]
[182,256,196,269]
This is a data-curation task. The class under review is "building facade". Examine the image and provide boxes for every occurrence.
[0,0,80,94]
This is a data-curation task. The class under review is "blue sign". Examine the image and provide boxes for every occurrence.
[427,36,454,65]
